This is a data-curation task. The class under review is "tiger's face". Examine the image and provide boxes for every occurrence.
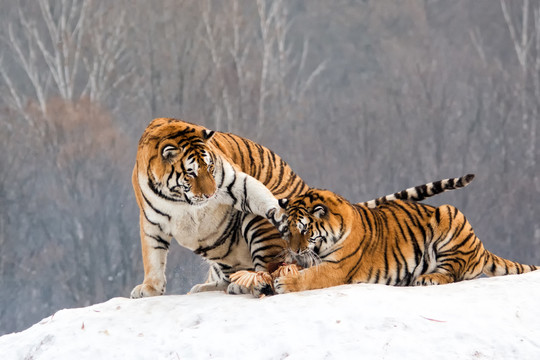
[140,119,218,205]
[280,189,350,268]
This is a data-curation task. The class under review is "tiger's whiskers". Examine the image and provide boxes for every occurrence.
[289,248,321,269]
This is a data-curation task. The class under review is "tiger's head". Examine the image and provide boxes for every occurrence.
[137,118,218,205]
[279,189,353,268]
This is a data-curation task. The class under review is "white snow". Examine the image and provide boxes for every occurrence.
[1,271,540,360]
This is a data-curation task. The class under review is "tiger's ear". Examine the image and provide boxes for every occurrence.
[312,204,327,218]
[162,144,181,162]
[279,199,289,209]
[202,129,215,140]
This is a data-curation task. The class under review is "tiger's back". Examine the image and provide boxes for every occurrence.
[210,131,309,198]
[348,200,487,286]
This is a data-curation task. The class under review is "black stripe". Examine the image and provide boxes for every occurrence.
[253,144,266,179]
[243,216,267,242]
[141,208,164,232]
[147,177,183,203]
[448,232,475,253]
[432,180,443,194]
[241,138,255,173]
[385,204,423,268]
[240,177,250,212]
[195,212,242,257]
[383,241,389,280]
[146,233,171,250]
[398,190,408,200]
[373,269,381,283]
[288,178,305,198]
[217,160,226,188]
[320,246,343,260]
[435,208,441,223]
[345,247,367,282]
[365,267,373,283]
[141,191,171,220]
[226,170,238,207]
[270,163,286,194]
[166,165,176,185]
[392,202,422,228]
[263,150,275,185]
[417,184,429,199]
[230,136,247,167]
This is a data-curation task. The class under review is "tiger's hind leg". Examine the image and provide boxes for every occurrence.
[416,204,485,286]
[189,263,230,294]
[226,282,252,295]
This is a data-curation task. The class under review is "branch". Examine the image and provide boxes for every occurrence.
[256,0,279,135]
[201,0,234,130]
[37,0,68,98]
[0,57,33,124]
[6,19,48,114]
[500,0,532,71]
[468,28,488,67]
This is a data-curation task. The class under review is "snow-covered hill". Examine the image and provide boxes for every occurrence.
[1,272,540,360]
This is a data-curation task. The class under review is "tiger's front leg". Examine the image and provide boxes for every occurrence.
[219,162,289,237]
[131,216,172,299]
[274,262,345,294]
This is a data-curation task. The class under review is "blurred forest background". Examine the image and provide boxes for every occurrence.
[0,0,539,335]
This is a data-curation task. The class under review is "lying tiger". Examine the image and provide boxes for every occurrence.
[271,188,538,294]
[131,117,475,298]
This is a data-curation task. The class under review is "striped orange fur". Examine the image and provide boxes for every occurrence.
[131,118,476,297]
[274,189,538,293]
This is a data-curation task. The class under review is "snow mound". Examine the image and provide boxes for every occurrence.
[1,272,540,360]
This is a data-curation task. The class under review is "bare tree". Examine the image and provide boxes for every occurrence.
[198,0,325,139]
[499,0,538,169]
[0,0,132,119]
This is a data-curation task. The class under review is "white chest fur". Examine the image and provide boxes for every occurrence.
[139,174,237,251]
[168,201,231,250]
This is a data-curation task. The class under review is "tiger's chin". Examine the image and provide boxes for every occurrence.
[187,194,216,206]
[162,186,217,205]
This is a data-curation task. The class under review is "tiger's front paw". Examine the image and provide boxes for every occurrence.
[266,207,290,240]
[130,283,165,299]
[273,275,301,294]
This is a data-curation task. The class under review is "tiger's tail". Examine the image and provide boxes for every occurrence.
[361,174,475,209]
[482,251,538,277]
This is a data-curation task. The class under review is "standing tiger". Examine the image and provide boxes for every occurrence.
[131,117,474,298]
[272,188,538,294]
